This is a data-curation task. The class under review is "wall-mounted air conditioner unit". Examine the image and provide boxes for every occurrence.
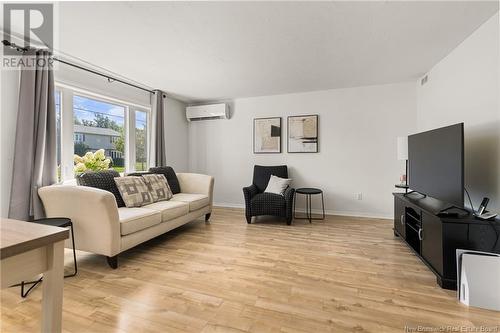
[186,103,229,121]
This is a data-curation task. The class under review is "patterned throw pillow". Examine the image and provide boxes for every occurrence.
[142,174,173,202]
[114,176,153,208]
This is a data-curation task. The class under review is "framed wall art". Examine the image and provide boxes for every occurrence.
[254,117,282,153]
[287,115,318,153]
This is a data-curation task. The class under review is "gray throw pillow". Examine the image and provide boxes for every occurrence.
[142,174,173,202]
[264,175,292,196]
[114,176,153,207]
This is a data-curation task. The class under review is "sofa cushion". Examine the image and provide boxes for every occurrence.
[250,192,286,212]
[77,170,125,207]
[171,193,209,211]
[149,166,181,194]
[142,174,173,202]
[114,176,154,208]
[144,201,189,222]
[118,207,162,236]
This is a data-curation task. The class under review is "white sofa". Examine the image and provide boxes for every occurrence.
[38,173,214,268]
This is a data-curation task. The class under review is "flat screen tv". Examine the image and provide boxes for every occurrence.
[408,123,464,208]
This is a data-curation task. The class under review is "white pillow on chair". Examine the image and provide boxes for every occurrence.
[264,175,292,195]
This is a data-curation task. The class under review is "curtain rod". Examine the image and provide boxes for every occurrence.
[2,40,157,95]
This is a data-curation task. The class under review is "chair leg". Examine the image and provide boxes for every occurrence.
[20,223,78,298]
[65,223,77,278]
[321,192,325,220]
[308,194,312,223]
[205,213,211,222]
[246,216,252,224]
[293,192,297,219]
[20,277,43,298]
[106,256,118,269]
[305,194,311,223]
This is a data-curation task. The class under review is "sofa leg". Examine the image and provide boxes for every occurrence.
[106,256,118,269]
[246,216,252,224]
[286,218,292,226]
[205,213,211,222]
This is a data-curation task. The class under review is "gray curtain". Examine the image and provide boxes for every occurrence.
[151,90,166,166]
[8,50,57,221]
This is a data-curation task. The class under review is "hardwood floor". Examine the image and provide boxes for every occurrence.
[1,207,498,332]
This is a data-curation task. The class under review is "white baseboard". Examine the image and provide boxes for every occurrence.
[214,202,245,209]
[213,202,392,220]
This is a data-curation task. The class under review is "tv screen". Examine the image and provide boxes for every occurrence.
[408,123,464,207]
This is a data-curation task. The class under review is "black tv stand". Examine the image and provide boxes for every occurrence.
[403,190,427,198]
[438,205,470,216]
[393,193,500,290]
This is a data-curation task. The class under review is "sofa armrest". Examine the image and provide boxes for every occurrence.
[243,184,258,200]
[38,185,121,257]
[176,173,215,208]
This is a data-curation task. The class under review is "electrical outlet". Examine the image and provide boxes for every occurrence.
[356,193,363,200]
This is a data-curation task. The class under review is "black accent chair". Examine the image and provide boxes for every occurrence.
[243,165,295,225]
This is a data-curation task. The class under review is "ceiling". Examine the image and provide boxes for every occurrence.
[56,1,498,102]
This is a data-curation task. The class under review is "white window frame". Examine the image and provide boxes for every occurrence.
[55,83,151,181]
[132,109,150,172]
[74,133,85,142]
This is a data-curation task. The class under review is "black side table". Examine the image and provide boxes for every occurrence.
[294,188,325,223]
[20,217,77,297]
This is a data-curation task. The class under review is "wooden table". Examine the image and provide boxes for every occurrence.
[1,218,69,333]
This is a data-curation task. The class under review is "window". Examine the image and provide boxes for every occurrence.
[55,85,150,180]
[74,133,85,142]
[135,110,148,171]
[73,95,126,172]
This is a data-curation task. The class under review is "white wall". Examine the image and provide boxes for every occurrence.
[0,69,20,217]
[189,82,417,218]
[416,13,499,212]
[165,97,189,172]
